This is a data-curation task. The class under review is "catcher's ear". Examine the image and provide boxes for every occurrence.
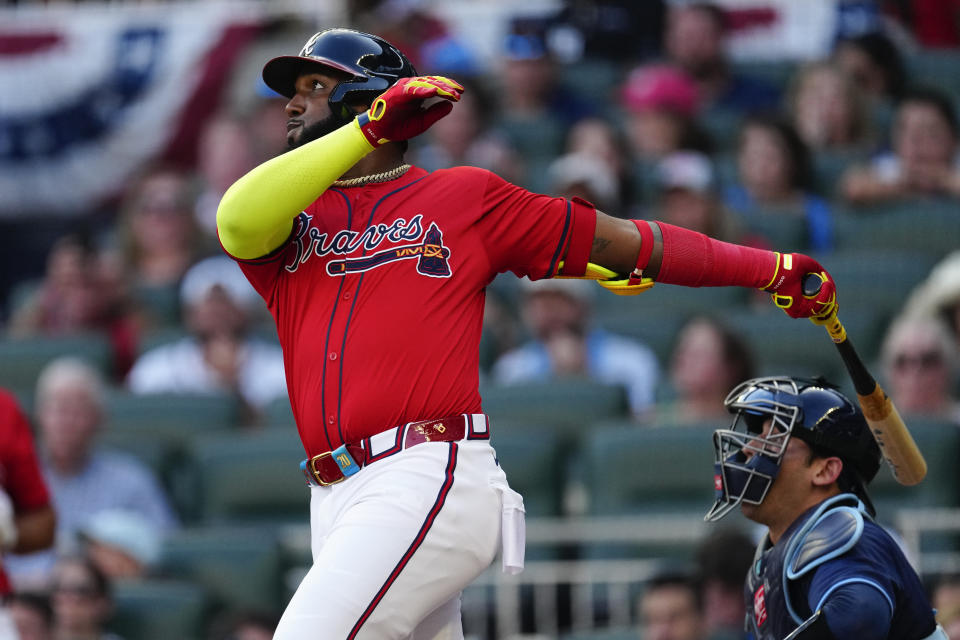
[810,456,843,488]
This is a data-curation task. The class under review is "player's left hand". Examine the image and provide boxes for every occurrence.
[762,252,837,320]
[355,76,464,147]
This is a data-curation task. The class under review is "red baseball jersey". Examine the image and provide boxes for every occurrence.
[0,389,51,595]
[229,166,593,456]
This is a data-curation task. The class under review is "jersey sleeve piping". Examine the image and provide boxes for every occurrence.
[542,200,572,279]
[813,577,894,619]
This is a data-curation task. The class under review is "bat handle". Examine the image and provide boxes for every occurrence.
[801,273,846,343]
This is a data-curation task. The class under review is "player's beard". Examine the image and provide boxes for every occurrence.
[287,113,344,150]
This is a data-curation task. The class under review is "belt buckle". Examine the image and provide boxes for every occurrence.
[305,444,361,487]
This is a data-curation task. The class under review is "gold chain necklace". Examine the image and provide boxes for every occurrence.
[332,164,412,188]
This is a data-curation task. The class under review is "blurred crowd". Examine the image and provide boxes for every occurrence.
[2,0,960,638]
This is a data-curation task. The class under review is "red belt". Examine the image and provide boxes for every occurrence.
[301,414,488,486]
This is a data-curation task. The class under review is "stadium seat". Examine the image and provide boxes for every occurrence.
[719,307,878,382]
[833,201,959,259]
[812,248,939,319]
[812,149,870,198]
[592,277,749,317]
[559,58,623,113]
[263,395,296,429]
[560,629,642,640]
[157,526,284,611]
[491,427,566,518]
[492,115,566,162]
[867,418,960,519]
[731,59,798,93]
[0,333,112,394]
[593,306,684,367]
[132,283,181,328]
[108,579,208,640]
[106,391,240,435]
[584,422,717,517]
[731,210,809,252]
[481,380,629,431]
[581,422,717,560]
[192,430,308,524]
[906,49,960,99]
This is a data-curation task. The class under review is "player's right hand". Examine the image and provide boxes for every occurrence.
[762,252,837,320]
[354,76,464,147]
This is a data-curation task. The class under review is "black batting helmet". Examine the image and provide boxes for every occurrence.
[262,28,417,125]
[705,376,882,522]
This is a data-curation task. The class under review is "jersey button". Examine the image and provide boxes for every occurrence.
[343,292,352,301]
[327,415,335,425]
[328,352,338,361]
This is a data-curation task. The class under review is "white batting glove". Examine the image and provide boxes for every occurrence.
[0,489,17,551]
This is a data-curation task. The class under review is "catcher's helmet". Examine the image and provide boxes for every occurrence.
[704,376,882,522]
[262,28,417,124]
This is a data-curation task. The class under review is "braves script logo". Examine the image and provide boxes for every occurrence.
[284,213,451,278]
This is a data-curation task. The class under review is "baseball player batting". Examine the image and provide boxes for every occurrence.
[216,28,839,639]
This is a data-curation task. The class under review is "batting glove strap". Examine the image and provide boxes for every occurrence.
[354,75,464,148]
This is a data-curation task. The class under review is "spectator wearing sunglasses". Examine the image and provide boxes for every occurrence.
[881,314,960,424]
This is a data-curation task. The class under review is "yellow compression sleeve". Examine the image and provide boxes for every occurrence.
[216,119,375,259]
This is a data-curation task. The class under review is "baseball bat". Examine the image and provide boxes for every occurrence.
[802,274,927,486]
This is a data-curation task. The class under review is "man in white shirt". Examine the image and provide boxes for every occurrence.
[127,256,287,414]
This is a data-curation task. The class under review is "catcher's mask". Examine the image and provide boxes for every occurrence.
[262,28,417,125]
[704,376,882,522]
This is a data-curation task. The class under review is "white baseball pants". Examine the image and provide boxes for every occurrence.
[274,438,524,639]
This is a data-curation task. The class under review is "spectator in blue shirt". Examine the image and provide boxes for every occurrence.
[664,3,780,114]
[724,114,833,252]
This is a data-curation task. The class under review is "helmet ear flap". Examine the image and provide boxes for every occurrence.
[328,76,393,125]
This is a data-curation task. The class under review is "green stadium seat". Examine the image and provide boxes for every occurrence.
[833,201,958,259]
[0,333,112,393]
[592,277,749,316]
[158,526,284,611]
[106,391,240,436]
[192,430,308,524]
[699,108,745,152]
[812,149,870,198]
[559,58,623,112]
[493,115,566,162]
[108,579,208,640]
[263,395,296,429]
[581,422,717,560]
[732,210,809,252]
[867,418,960,519]
[491,427,566,517]
[906,49,960,99]
[731,59,798,92]
[132,283,181,328]
[560,629,639,640]
[719,307,879,382]
[814,248,939,318]
[481,380,629,430]
[584,422,717,517]
[595,308,683,368]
